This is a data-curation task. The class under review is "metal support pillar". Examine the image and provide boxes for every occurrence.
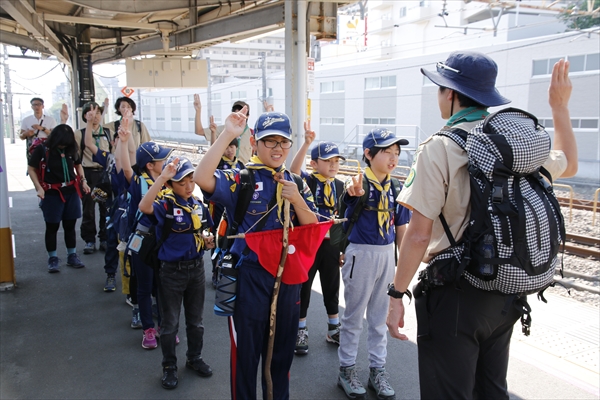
[261,52,267,104]
[77,25,95,110]
[295,0,308,150]
[2,46,15,143]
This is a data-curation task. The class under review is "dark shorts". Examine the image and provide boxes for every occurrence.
[40,191,82,223]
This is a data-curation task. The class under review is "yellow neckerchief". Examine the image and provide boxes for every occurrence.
[364,167,391,239]
[221,155,236,168]
[246,155,286,222]
[311,173,335,208]
[160,188,204,252]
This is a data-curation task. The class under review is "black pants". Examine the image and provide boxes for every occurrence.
[81,168,107,243]
[299,239,340,319]
[416,278,522,400]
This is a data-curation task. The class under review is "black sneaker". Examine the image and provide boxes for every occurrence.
[104,274,116,292]
[295,327,309,355]
[161,366,178,389]
[47,257,60,273]
[186,357,213,377]
[99,241,107,252]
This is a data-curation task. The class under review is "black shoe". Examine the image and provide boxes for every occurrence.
[161,366,178,389]
[186,357,213,377]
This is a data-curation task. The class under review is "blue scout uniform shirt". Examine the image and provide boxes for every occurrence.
[152,193,213,262]
[203,168,317,265]
[300,171,339,222]
[344,180,411,246]
[92,150,128,199]
[128,173,155,232]
[208,157,246,231]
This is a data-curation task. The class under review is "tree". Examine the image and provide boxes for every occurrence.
[559,0,600,30]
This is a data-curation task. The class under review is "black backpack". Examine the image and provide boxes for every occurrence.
[427,108,565,298]
[330,173,402,253]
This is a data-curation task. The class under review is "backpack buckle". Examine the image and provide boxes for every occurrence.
[492,185,503,203]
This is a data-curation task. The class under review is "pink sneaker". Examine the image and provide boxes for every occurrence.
[142,328,158,349]
[157,326,180,345]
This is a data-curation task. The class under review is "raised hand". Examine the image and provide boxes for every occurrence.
[346,173,364,197]
[223,105,248,140]
[85,104,98,125]
[209,115,218,136]
[549,59,571,110]
[60,103,69,123]
[194,94,202,111]
[103,97,110,110]
[303,120,315,145]
[263,99,274,112]
[122,108,133,127]
[161,157,180,180]
[117,123,130,143]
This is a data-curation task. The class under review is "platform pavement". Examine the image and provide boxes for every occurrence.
[1,138,598,399]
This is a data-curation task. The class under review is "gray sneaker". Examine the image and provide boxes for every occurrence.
[130,307,142,329]
[338,365,366,399]
[294,327,308,355]
[326,322,341,345]
[368,367,395,400]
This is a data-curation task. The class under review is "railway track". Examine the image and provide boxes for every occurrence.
[557,196,598,212]
[564,233,600,260]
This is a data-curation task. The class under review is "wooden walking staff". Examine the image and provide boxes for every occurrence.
[264,198,291,400]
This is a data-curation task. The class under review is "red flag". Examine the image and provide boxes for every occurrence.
[245,221,334,285]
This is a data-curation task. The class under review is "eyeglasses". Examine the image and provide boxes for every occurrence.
[261,138,293,149]
[436,62,461,75]
[31,103,43,107]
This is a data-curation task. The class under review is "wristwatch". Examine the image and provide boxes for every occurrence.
[387,283,405,299]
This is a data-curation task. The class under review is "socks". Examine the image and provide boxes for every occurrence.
[48,251,57,258]
[298,320,307,329]
[67,248,76,255]
[328,317,339,325]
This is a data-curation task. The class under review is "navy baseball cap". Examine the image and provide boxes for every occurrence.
[254,112,292,140]
[363,128,409,150]
[136,141,173,167]
[311,141,345,161]
[421,51,510,107]
[165,156,195,182]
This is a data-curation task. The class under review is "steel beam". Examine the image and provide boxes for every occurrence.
[91,2,286,63]
[0,29,48,52]
[1,0,70,64]
[64,0,221,14]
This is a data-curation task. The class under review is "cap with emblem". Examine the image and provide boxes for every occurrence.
[363,128,409,150]
[311,141,345,161]
[136,141,173,168]
[164,156,195,182]
[254,112,292,140]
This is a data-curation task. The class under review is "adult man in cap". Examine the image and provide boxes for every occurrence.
[386,52,577,399]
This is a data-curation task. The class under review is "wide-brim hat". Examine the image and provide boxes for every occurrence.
[421,51,511,107]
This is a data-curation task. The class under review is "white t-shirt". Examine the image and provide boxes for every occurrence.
[21,114,57,140]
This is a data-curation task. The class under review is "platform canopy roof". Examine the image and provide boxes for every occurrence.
[0,0,353,65]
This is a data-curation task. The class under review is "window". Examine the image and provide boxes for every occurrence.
[266,40,272,44]
[399,7,407,18]
[155,98,165,104]
[187,95,194,103]
[250,51,256,56]
[231,91,247,100]
[333,81,345,92]
[171,117,181,122]
[332,118,344,124]
[142,116,151,121]
[365,76,396,90]
[320,82,333,93]
[532,53,600,76]
[171,97,180,104]
[364,118,395,124]
[232,51,237,55]
[580,119,599,129]
[188,117,195,122]
[156,117,165,121]
[211,93,221,101]
[276,65,281,70]
[257,39,263,43]
[141,98,150,105]
[320,117,332,124]
[541,118,598,129]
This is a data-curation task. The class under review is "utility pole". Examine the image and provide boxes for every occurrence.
[261,52,267,105]
[2,45,15,143]
[206,57,212,120]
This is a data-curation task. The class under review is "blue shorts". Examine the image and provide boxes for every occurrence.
[40,190,82,223]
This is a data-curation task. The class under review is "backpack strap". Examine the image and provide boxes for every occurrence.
[154,200,176,254]
[80,128,87,157]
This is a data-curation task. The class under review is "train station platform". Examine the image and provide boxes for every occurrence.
[1,138,599,399]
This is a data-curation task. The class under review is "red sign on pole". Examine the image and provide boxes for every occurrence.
[121,86,135,98]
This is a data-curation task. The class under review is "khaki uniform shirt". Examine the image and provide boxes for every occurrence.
[397,120,568,262]
[204,125,253,165]
[104,119,151,150]
[74,127,111,169]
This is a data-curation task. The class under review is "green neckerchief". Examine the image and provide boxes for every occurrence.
[446,107,489,127]
[58,149,70,185]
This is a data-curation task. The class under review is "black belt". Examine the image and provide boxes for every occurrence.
[84,166,104,171]
[162,258,201,269]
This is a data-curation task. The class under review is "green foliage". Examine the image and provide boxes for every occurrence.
[559,0,600,29]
